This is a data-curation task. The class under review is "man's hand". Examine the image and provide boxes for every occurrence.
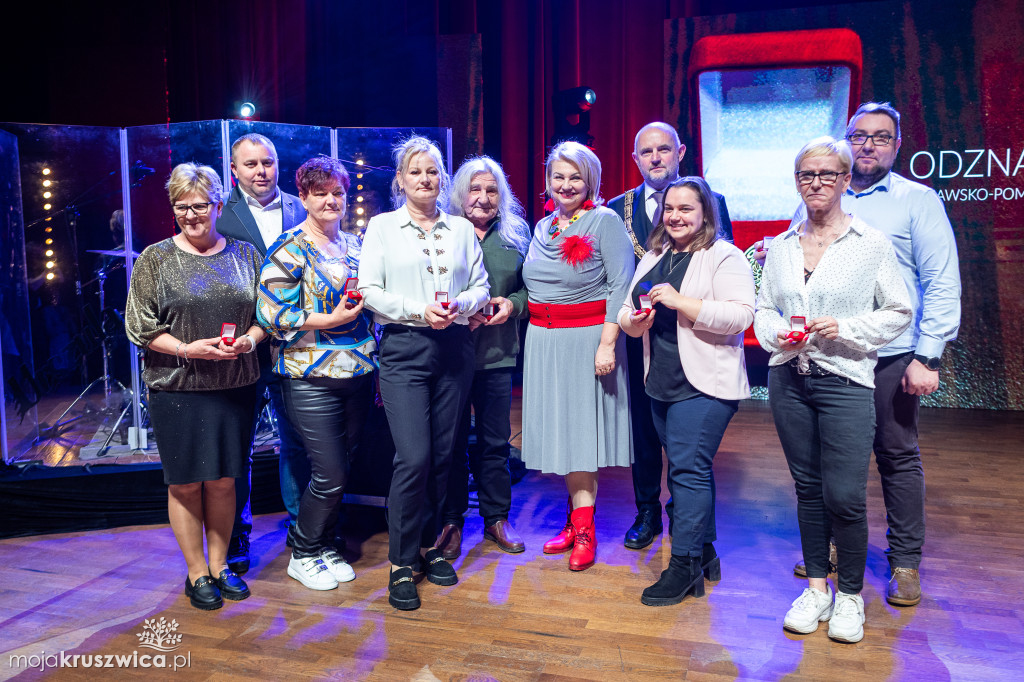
[902,358,940,396]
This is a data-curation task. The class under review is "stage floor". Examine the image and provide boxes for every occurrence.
[1,401,1022,680]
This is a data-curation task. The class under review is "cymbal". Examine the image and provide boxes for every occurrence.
[88,249,141,258]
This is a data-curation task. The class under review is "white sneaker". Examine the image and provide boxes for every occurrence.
[319,547,356,583]
[828,591,865,643]
[783,586,834,634]
[287,555,339,591]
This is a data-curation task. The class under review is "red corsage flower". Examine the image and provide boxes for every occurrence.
[544,198,556,213]
[559,234,596,267]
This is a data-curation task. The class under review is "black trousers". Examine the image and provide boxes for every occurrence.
[379,325,475,567]
[443,367,514,529]
[281,374,373,558]
[873,352,925,569]
[626,334,663,514]
[770,364,875,595]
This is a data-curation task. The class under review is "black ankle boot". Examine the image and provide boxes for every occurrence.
[641,555,705,606]
[702,543,721,582]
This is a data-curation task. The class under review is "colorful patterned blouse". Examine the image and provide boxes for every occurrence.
[257,228,377,379]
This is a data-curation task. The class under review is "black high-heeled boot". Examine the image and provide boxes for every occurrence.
[641,555,705,606]
[702,542,721,582]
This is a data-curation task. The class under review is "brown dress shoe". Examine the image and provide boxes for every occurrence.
[886,567,922,606]
[484,519,526,554]
[437,523,462,560]
[793,540,838,577]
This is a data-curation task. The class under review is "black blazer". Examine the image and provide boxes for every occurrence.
[607,183,734,263]
[217,184,307,258]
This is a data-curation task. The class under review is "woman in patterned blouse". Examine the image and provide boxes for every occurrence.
[754,137,911,644]
[257,156,376,591]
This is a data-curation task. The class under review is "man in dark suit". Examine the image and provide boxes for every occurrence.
[607,122,733,550]
[217,133,308,573]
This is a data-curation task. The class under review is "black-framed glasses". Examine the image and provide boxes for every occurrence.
[172,202,214,216]
[846,132,895,147]
[796,171,842,186]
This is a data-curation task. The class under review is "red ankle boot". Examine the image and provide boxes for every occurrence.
[568,505,596,571]
[543,497,575,554]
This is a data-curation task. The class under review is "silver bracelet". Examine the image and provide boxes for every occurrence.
[182,344,190,361]
[240,334,257,353]
[175,341,184,357]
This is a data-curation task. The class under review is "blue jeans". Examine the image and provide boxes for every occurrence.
[650,394,737,558]
[769,364,875,595]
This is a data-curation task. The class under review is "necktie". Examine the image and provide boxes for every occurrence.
[650,190,664,226]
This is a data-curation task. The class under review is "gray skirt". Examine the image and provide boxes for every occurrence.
[521,323,633,475]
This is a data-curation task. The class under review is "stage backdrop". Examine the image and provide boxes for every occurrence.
[666,0,1024,410]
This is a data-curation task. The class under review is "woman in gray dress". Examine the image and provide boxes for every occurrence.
[521,141,635,571]
[126,163,266,610]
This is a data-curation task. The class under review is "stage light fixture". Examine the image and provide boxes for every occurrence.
[45,249,54,257]
[45,238,53,244]
[356,196,363,202]
[356,219,365,227]
[43,179,51,187]
[42,168,51,175]
[45,226,52,232]
[240,102,256,118]
[43,191,51,199]
[45,261,55,269]
[552,86,598,148]
[356,173,363,179]
[43,203,52,210]
[356,207,364,215]
[46,272,55,281]
[357,184,363,190]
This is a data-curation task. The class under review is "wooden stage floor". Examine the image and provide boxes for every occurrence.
[1,401,1022,680]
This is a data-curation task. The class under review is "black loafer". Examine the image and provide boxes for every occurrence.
[214,568,251,601]
[227,534,251,575]
[624,508,664,550]
[185,575,223,610]
[420,549,458,586]
[388,567,420,610]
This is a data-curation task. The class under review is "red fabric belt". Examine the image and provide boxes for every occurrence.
[528,300,606,329]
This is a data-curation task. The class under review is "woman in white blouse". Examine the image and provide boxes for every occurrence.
[754,136,911,644]
[359,136,490,611]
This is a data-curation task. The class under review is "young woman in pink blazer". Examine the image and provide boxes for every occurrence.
[619,176,755,607]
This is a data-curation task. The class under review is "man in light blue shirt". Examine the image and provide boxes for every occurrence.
[789,103,961,607]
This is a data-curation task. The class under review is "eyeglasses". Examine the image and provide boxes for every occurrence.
[172,202,214,216]
[846,133,895,147]
[795,171,843,186]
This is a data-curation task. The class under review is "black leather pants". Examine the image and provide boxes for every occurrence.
[281,373,373,558]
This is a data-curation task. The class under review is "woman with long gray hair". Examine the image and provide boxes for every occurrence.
[435,156,530,560]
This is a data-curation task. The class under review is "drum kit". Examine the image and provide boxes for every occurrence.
[45,248,144,457]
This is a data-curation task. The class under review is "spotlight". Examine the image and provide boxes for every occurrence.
[356,173,363,179]
[356,219,365,227]
[240,102,256,118]
[356,207,364,215]
[45,249,54,257]
[43,191,51,199]
[45,238,53,244]
[46,272,55,281]
[45,261,55,269]
[356,196,363,202]
[43,179,51,187]
[43,203,52,210]
[552,86,598,148]
[42,168,51,175]
[356,159,365,166]
[356,184,363,190]
[45,226,52,233]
